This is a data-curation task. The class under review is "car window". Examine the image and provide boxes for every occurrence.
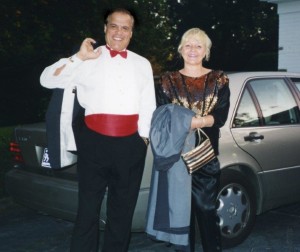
[233,89,259,128]
[291,78,300,92]
[250,79,300,125]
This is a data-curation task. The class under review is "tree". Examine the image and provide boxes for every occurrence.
[168,0,278,71]
[0,0,175,73]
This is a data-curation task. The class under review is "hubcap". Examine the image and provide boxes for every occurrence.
[217,183,251,238]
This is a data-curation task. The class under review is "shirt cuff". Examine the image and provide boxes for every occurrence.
[68,54,83,66]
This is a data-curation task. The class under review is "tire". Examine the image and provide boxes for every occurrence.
[217,170,257,249]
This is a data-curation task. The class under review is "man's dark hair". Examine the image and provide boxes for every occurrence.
[103,7,138,28]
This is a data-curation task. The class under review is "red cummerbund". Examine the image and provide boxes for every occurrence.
[85,114,139,137]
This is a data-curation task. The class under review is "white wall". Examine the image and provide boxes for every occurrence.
[263,0,300,73]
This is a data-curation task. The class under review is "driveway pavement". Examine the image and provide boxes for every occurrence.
[1,197,300,251]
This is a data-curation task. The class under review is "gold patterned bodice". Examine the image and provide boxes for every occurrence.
[159,70,228,116]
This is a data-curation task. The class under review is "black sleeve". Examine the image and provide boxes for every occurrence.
[210,73,230,128]
[155,76,172,107]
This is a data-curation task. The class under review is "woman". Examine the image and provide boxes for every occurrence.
[146,28,230,252]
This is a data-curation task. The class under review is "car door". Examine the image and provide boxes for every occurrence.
[231,76,300,208]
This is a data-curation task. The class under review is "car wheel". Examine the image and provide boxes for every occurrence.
[217,170,257,249]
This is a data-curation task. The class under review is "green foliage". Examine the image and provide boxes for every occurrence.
[0,0,278,72]
[0,0,176,74]
[0,0,103,66]
[170,0,278,71]
[245,52,278,71]
[0,127,14,198]
[130,0,176,74]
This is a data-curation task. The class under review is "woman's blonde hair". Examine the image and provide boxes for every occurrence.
[178,28,212,61]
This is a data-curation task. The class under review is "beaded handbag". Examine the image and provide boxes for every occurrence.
[181,128,216,174]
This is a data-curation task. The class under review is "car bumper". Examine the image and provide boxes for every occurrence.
[5,168,149,232]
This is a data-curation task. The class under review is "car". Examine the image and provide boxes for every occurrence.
[5,72,300,248]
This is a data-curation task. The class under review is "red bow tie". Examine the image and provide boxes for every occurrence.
[106,45,127,59]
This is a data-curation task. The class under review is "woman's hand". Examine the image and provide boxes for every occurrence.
[76,38,102,61]
[191,115,214,129]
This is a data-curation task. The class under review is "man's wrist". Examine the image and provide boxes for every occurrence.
[74,53,85,61]
[69,54,84,63]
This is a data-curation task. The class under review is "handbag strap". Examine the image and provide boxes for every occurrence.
[195,128,210,146]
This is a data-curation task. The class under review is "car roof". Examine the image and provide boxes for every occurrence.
[227,71,300,80]
[227,71,300,97]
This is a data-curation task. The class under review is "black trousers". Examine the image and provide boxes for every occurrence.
[70,124,147,252]
[189,158,222,252]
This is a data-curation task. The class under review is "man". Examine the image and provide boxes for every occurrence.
[40,8,156,252]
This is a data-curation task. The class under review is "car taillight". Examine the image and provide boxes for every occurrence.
[9,142,24,163]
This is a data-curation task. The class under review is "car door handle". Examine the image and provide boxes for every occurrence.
[244,132,264,142]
